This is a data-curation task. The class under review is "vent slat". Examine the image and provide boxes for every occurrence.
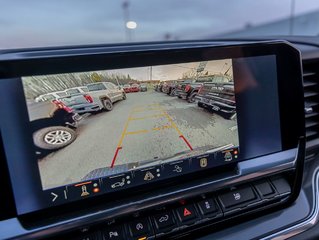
[305,100,318,107]
[303,67,319,141]
[306,120,319,128]
[303,71,316,77]
[306,130,318,138]
[303,80,317,87]
[306,112,319,118]
[304,91,318,98]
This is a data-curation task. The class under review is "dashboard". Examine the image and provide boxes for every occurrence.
[0,39,317,240]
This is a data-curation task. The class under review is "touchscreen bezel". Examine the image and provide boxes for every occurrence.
[0,41,304,216]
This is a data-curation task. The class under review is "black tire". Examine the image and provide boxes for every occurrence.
[33,126,76,150]
[102,99,113,111]
[188,92,197,103]
[122,93,127,100]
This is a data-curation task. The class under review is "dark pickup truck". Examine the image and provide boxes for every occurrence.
[175,80,197,101]
[196,82,236,120]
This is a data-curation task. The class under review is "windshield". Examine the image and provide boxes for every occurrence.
[56,92,68,97]
[66,89,81,95]
[87,83,106,91]
[1,0,319,49]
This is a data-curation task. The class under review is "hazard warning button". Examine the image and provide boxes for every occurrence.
[175,204,199,224]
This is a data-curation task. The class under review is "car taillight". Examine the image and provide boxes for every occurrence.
[64,106,73,113]
[84,94,93,103]
[185,85,191,92]
[52,100,73,113]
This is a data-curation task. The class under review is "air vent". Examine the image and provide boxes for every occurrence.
[303,61,319,141]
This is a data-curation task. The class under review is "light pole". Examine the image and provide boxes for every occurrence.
[289,0,295,35]
[122,1,131,41]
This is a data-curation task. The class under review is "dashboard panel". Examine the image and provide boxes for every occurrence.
[0,40,307,240]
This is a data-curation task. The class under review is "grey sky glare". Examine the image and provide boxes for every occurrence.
[0,0,319,49]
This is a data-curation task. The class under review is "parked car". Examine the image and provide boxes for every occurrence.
[175,80,196,100]
[123,84,131,93]
[196,82,236,120]
[130,83,140,92]
[65,86,89,96]
[31,101,81,151]
[177,75,233,103]
[140,84,148,92]
[86,82,126,111]
[58,93,102,114]
[165,81,179,96]
[155,82,164,92]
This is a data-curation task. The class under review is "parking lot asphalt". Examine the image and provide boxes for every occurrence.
[37,90,239,189]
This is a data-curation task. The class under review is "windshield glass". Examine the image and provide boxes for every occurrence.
[66,89,81,95]
[1,0,319,49]
[56,92,68,97]
[87,83,106,91]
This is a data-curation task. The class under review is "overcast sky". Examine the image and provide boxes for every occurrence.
[1,0,319,49]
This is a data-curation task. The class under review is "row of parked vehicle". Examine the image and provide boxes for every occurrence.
[123,83,147,93]
[154,75,236,120]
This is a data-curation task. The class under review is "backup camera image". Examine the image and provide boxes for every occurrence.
[22,59,239,190]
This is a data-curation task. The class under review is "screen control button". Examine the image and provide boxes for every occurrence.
[153,211,175,231]
[175,204,198,224]
[254,180,275,197]
[218,186,257,209]
[73,232,98,240]
[133,167,161,183]
[106,173,133,191]
[128,218,151,238]
[162,160,190,177]
[197,199,218,216]
[103,225,125,240]
[270,177,291,195]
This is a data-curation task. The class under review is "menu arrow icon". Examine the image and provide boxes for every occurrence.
[51,192,58,202]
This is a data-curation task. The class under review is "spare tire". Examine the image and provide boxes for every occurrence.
[33,126,76,150]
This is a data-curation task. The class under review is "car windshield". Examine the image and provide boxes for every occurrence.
[87,83,106,91]
[56,92,68,97]
[43,94,55,101]
[66,89,81,95]
[1,0,319,49]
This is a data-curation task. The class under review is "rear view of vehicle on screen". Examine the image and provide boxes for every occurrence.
[197,76,236,120]
[59,94,101,114]
[86,82,126,111]
[22,58,239,190]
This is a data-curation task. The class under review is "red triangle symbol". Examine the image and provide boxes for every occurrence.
[183,208,192,216]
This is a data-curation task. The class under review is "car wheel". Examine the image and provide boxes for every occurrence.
[33,126,76,150]
[188,92,197,103]
[122,93,127,100]
[103,99,113,111]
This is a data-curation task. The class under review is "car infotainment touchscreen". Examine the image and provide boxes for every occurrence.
[0,42,304,215]
[22,59,239,190]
